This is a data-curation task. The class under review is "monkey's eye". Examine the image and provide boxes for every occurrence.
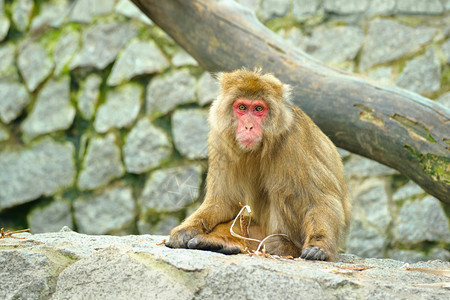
[238,104,247,111]
[255,105,264,112]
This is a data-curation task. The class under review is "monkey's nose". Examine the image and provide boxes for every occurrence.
[245,124,254,131]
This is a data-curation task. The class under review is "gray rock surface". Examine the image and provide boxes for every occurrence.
[29,0,69,32]
[74,186,135,235]
[0,137,75,210]
[359,19,437,71]
[53,29,80,75]
[94,84,142,133]
[236,0,261,11]
[12,0,34,31]
[324,0,369,14]
[27,197,73,233]
[17,42,54,92]
[78,133,125,191]
[140,164,202,214]
[393,181,426,202]
[442,39,450,63]
[108,39,169,86]
[367,0,396,15]
[0,43,17,79]
[77,74,102,120]
[70,0,116,23]
[70,21,138,70]
[292,0,319,18]
[397,0,444,14]
[197,72,219,106]
[346,219,386,258]
[0,0,9,41]
[1,231,449,300]
[146,69,197,115]
[259,0,290,20]
[396,49,441,95]
[171,50,199,67]
[437,92,450,108]
[21,77,75,140]
[344,154,399,178]
[138,214,180,235]
[172,109,209,159]
[306,25,364,63]
[366,66,393,85]
[115,0,153,25]
[0,82,30,124]
[392,196,450,244]
[123,118,172,174]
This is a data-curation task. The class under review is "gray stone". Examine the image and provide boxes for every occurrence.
[138,215,180,235]
[360,19,437,71]
[397,0,444,14]
[0,137,75,210]
[0,0,9,41]
[115,0,153,25]
[140,164,203,214]
[29,0,70,32]
[437,92,450,108]
[108,39,169,86]
[396,49,441,95]
[353,179,392,232]
[78,133,125,191]
[21,77,75,140]
[77,74,102,120]
[367,0,396,15]
[388,248,450,263]
[70,21,138,70]
[171,50,199,67]
[123,118,172,174]
[259,0,290,20]
[70,0,115,23]
[346,219,386,258]
[366,66,393,85]
[3,231,450,299]
[53,29,80,76]
[12,0,34,31]
[27,197,73,233]
[0,43,17,80]
[344,154,399,178]
[172,108,209,159]
[0,124,9,141]
[236,0,261,12]
[306,25,364,63]
[392,181,425,202]
[74,186,135,235]
[17,42,54,92]
[197,72,219,106]
[441,39,450,63]
[0,250,71,300]
[392,196,450,244]
[0,82,30,124]
[94,84,142,133]
[324,0,369,14]
[279,27,308,51]
[292,0,319,18]
[146,69,197,115]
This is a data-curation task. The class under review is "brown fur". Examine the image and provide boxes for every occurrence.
[167,69,351,261]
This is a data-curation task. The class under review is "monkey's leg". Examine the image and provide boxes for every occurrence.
[300,204,343,261]
[260,235,302,257]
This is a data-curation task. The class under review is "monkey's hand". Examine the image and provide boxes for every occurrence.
[300,246,328,261]
[166,223,204,249]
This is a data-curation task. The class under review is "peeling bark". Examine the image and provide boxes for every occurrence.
[131,0,450,203]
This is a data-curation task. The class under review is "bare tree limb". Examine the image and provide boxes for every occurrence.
[131,0,450,203]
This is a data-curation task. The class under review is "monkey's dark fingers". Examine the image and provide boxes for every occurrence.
[301,246,328,261]
[166,226,203,248]
[187,235,241,255]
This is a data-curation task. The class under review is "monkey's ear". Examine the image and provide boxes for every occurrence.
[282,84,293,103]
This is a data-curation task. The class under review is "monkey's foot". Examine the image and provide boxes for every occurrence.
[262,235,301,257]
[186,234,243,255]
[301,246,328,261]
[166,225,204,249]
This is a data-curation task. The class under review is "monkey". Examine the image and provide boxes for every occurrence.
[166,69,351,261]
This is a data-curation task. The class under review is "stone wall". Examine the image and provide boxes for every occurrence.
[0,0,448,263]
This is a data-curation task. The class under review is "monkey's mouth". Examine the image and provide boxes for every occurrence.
[237,137,261,148]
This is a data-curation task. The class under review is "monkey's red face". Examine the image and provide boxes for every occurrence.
[233,99,268,148]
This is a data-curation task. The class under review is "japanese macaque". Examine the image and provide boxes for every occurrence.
[167,69,351,261]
